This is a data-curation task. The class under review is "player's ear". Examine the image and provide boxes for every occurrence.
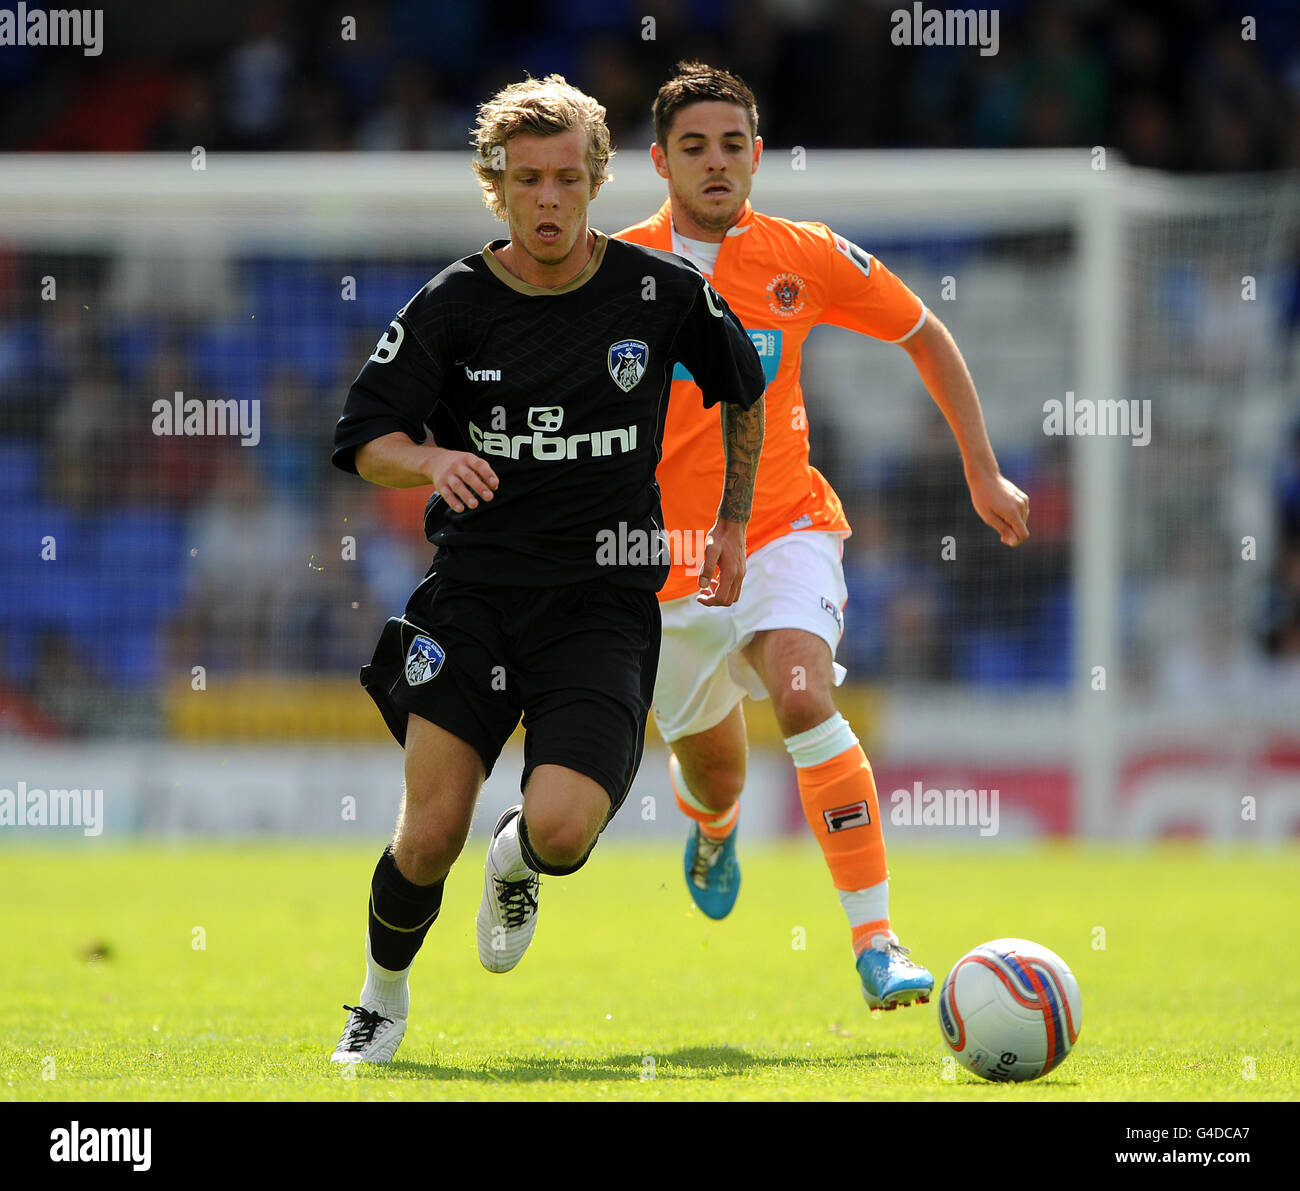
[751,135,763,174]
[650,143,670,180]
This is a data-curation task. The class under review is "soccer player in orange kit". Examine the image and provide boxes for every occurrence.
[615,62,1030,1010]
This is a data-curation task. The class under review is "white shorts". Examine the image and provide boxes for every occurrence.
[652,531,849,742]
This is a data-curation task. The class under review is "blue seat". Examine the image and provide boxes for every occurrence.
[0,626,37,685]
[109,323,163,386]
[1024,587,1073,684]
[93,510,185,566]
[0,321,43,389]
[0,504,86,569]
[278,322,343,390]
[188,322,272,402]
[92,511,187,617]
[95,625,163,687]
[960,631,1029,686]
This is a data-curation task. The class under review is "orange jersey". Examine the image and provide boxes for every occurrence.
[613,200,927,601]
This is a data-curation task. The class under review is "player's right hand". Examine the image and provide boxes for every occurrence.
[696,517,747,607]
[428,447,499,512]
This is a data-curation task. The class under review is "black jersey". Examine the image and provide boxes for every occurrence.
[332,231,765,590]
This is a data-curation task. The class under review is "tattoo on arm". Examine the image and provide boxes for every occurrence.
[719,399,764,521]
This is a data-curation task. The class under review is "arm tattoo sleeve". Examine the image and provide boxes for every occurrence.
[719,399,764,522]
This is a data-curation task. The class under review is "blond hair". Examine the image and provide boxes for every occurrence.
[471,74,614,221]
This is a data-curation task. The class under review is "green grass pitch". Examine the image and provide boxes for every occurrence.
[1,842,1296,1101]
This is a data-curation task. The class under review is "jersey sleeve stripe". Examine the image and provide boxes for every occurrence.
[889,304,928,344]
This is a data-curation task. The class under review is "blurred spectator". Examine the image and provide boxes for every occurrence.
[1016,2,1105,147]
[355,58,464,150]
[1192,24,1284,172]
[841,501,947,681]
[171,457,303,670]
[1277,420,1300,544]
[223,5,295,148]
[46,357,132,511]
[1115,91,1180,170]
[286,72,353,150]
[0,0,1294,167]
[149,69,222,151]
[1158,601,1264,704]
[25,631,156,737]
[3,1,1299,734]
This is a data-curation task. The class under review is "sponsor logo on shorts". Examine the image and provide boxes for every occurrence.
[821,596,843,629]
[405,635,445,686]
[824,799,870,832]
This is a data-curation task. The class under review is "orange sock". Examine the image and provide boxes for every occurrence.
[794,744,887,889]
[670,753,738,840]
[786,714,892,954]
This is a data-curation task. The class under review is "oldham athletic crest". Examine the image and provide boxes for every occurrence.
[608,339,649,392]
[405,635,445,686]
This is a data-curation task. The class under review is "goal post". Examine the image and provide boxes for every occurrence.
[1,149,1295,841]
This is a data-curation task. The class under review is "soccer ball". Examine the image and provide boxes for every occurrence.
[938,938,1082,1082]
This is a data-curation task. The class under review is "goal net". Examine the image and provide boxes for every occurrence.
[0,150,1295,841]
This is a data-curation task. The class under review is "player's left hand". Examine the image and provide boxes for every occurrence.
[967,468,1030,547]
[697,517,748,606]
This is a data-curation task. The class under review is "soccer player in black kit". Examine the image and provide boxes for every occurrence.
[329,75,766,1063]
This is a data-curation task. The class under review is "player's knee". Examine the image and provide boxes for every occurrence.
[770,688,837,738]
[687,761,745,812]
[394,815,468,880]
[520,809,598,873]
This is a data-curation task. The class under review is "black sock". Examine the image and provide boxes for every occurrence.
[367,845,444,971]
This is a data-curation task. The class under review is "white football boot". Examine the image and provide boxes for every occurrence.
[330,1003,406,1064]
[476,805,541,973]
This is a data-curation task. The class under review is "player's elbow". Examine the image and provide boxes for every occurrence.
[354,440,381,483]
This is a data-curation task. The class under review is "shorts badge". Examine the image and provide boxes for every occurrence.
[405,635,445,686]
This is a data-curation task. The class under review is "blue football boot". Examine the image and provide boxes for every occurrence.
[856,937,934,1010]
[683,822,740,919]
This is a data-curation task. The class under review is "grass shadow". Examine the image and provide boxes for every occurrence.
[381,1045,907,1083]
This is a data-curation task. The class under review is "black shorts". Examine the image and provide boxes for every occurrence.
[360,570,661,812]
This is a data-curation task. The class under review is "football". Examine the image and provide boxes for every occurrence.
[938,938,1082,1082]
